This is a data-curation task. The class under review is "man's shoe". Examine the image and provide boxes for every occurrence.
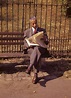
[32,73,38,84]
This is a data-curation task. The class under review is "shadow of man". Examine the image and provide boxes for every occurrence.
[37,58,71,87]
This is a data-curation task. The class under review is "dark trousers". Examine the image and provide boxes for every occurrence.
[27,46,48,74]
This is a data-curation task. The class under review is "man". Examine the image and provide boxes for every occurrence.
[24,16,49,84]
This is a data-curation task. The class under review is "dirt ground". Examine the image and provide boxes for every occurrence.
[0,58,71,98]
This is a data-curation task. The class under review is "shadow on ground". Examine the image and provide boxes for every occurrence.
[38,58,71,86]
[41,59,71,76]
[0,58,71,86]
[0,59,30,74]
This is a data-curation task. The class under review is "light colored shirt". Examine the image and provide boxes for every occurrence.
[32,27,37,34]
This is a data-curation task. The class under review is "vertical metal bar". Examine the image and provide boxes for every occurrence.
[28,1,31,28]
[54,1,58,39]
[21,0,25,51]
[0,1,1,52]
[53,1,58,55]
[22,0,24,32]
[17,0,19,52]
[40,0,43,26]
[12,0,14,32]
[68,18,71,57]
[49,0,53,38]
[54,0,58,56]
[58,0,63,56]
[12,0,14,52]
[45,0,48,30]
[63,6,67,38]
[0,0,3,53]
[35,0,37,17]
[7,0,8,32]
[45,0,50,53]
[62,5,67,57]
[6,0,8,53]
[62,3,66,57]
[24,4,26,29]
[48,0,52,54]
[34,0,37,17]
[1,0,2,32]
[67,0,71,57]
[17,0,19,32]
[50,0,53,54]
[33,0,35,16]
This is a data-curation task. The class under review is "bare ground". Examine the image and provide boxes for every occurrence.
[0,58,71,98]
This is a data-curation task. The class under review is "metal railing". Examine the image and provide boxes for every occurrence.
[0,0,71,57]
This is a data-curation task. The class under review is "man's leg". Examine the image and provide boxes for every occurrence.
[26,46,41,74]
[26,47,48,84]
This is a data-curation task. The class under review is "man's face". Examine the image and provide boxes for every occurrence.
[30,19,37,29]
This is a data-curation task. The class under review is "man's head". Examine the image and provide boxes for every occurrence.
[30,16,37,29]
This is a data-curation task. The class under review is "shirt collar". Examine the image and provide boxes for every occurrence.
[32,27,37,32]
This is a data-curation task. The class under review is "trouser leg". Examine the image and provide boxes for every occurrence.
[27,47,48,74]
[27,47,41,74]
[32,47,48,73]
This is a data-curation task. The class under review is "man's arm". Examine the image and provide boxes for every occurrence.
[43,30,49,45]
